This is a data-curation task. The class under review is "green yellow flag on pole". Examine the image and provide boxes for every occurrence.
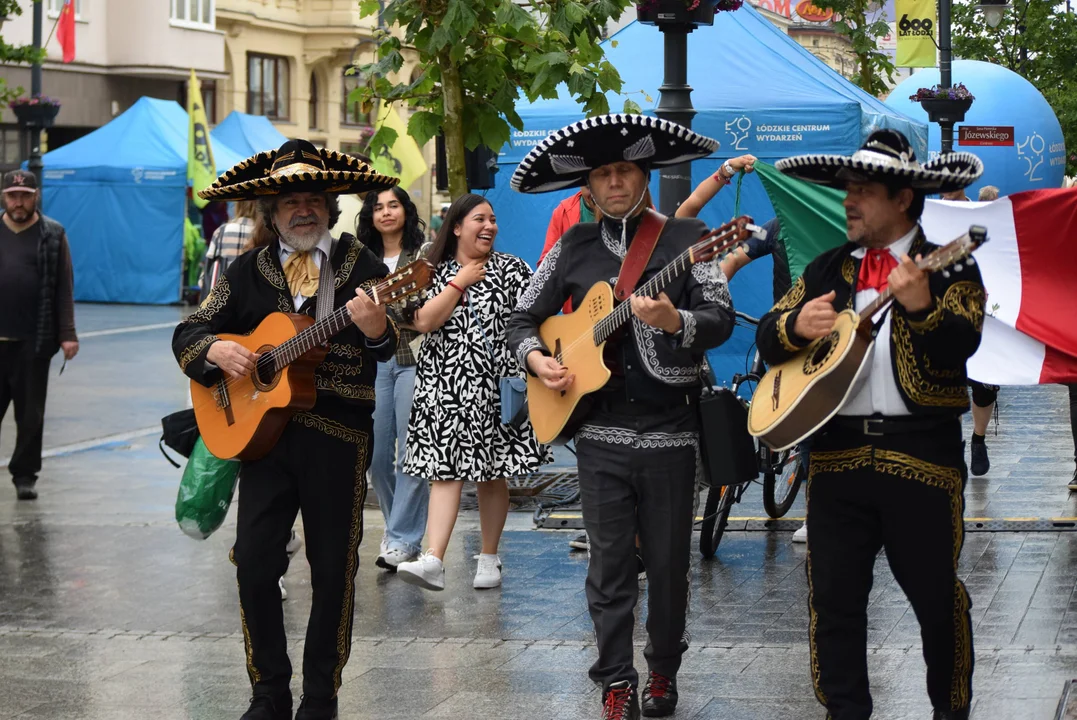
[187,69,216,210]
[368,101,429,190]
[895,0,938,67]
[754,161,847,281]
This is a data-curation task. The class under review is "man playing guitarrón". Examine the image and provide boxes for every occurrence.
[173,140,399,720]
[758,130,985,720]
[507,114,735,720]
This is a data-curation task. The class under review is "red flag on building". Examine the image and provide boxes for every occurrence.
[56,0,76,63]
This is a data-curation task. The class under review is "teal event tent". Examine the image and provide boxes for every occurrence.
[212,110,289,157]
[484,4,927,383]
[36,97,245,304]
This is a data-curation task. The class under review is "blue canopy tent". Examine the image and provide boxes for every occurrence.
[212,110,289,156]
[485,4,927,382]
[36,97,246,304]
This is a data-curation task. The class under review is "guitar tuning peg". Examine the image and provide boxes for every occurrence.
[966,257,976,266]
[953,263,963,272]
[942,270,951,278]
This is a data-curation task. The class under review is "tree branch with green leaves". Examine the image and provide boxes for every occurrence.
[352,0,637,198]
[826,0,895,97]
[0,0,47,114]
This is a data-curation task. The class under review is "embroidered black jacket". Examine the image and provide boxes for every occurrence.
[506,215,735,408]
[756,228,985,416]
[172,233,397,419]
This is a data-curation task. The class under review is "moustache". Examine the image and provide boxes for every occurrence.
[289,214,318,228]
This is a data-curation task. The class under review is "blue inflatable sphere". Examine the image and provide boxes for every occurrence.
[886,60,1066,196]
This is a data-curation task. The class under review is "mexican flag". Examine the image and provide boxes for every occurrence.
[756,161,1077,384]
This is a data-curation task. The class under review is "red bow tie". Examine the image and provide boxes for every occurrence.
[857,248,899,293]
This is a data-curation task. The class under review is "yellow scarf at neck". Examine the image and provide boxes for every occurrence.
[283,251,320,297]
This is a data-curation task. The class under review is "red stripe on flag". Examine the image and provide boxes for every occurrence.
[1011,188,1077,358]
[1039,345,1077,384]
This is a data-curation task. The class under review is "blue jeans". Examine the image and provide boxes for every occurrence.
[371,358,428,556]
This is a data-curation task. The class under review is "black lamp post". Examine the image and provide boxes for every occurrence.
[27,0,44,179]
[638,1,715,214]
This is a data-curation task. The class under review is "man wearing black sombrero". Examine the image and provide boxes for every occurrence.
[173,140,400,720]
[757,129,985,720]
[507,114,735,720]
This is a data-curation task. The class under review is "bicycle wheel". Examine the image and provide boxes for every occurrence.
[762,447,806,519]
[699,484,737,559]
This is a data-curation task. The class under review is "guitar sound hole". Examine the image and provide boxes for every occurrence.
[802,331,841,376]
[255,362,276,387]
[251,344,282,392]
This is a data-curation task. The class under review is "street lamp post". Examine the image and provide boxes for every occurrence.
[938,0,954,153]
[27,0,44,178]
[655,27,696,215]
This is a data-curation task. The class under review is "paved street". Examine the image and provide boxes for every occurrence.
[2,305,1077,719]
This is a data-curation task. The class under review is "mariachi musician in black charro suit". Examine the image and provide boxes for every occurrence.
[173,140,399,720]
[756,129,985,720]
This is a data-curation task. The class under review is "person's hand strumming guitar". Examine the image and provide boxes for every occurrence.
[528,352,574,392]
[207,341,260,380]
[793,290,838,340]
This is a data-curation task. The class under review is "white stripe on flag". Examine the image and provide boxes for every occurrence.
[967,317,1045,385]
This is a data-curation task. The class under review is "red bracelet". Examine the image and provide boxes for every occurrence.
[712,172,729,184]
[448,281,464,294]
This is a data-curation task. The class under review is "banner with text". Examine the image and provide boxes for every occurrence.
[895,0,936,67]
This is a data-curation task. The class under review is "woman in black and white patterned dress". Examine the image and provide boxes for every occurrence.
[396,194,550,591]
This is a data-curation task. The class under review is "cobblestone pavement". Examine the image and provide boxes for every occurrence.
[1,306,1076,719]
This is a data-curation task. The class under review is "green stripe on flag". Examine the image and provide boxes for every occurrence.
[755,161,847,281]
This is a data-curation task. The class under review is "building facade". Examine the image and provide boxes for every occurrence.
[2,0,226,171]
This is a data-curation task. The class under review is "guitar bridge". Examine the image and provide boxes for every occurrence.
[214,378,235,426]
[771,370,782,412]
[554,338,566,397]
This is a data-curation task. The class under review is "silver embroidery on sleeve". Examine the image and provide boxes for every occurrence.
[575,424,698,450]
[678,309,697,349]
[632,315,699,385]
[516,336,545,370]
[691,260,732,308]
[515,240,562,312]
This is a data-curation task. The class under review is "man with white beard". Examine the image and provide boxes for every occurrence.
[173,139,400,720]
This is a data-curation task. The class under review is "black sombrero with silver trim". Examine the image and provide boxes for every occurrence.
[510,114,719,194]
[775,128,982,194]
[198,139,398,202]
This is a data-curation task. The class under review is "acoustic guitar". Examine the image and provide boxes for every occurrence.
[527,216,756,445]
[747,226,988,451]
[191,259,433,461]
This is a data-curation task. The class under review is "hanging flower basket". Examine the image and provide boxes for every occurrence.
[637,0,739,28]
[9,95,61,129]
[910,84,974,124]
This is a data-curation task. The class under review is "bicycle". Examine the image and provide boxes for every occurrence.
[698,311,808,559]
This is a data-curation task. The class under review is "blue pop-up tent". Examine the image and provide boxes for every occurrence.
[212,110,289,157]
[37,97,246,304]
[484,4,927,382]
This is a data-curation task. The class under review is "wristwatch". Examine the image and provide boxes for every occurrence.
[722,161,736,179]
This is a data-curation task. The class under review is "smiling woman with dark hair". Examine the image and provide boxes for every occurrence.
[394,193,550,592]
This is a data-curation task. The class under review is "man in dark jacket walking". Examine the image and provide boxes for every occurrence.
[0,169,78,500]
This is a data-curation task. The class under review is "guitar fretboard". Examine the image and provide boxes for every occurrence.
[591,247,696,346]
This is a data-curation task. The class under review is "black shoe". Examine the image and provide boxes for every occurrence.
[13,478,37,501]
[240,694,291,720]
[970,441,990,477]
[641,672,678,717]
[933,708,970,720]
[569,532,590,551]
[602,681,640,720]
[296,695,338,720]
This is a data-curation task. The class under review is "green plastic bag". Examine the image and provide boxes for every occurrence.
[175,437,240,540]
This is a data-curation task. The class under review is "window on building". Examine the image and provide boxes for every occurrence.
[171,0,214,29]
[46,0,82,17]
[309,72,320,130]
[0,126,25,172]
[340,141,366,157]
[341,69,374,126]
[248,54,290,120]
[179,80,216,124]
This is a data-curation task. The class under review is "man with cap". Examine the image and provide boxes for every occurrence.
[758,129,985,720]
[173,140,400,720]
[0,169,78,501]
[507,114,735,720]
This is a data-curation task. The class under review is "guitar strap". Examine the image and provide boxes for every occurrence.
[613,208,668,302]
[313,237,338,321]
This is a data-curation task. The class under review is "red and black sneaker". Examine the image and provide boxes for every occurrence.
[602,680,640,720]
[641,672,678,717]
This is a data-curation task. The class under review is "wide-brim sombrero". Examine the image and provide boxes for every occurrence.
[776,129,982,194]
[198,139,399,202]
[510,114,719,194]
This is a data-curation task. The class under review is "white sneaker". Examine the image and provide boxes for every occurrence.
[376,547,417,572]
[397,551,445,591]
[792,522,808,544]
[278,577,288,600]
[473,553,503,589]
[379,532,389,556]
[286,529,303,556]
